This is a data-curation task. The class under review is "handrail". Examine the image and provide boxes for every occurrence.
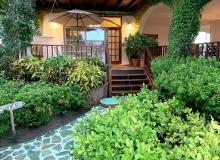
[21,44,105,60]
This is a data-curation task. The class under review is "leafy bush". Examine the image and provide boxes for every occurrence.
[0,80,25,135]
[0,112,10,137]
[49,84,87,114]
[123,32,158,59]
[14,82,53,127]
[67,61,105,91]
[152,57,220,121]
[79,57,107,72]
[41,55,72,84]
[12,55,43,82]
[0,80,26,105]
[13,82,86,127]
[71,88,220,159]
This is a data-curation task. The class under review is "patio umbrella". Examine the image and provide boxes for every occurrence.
[50,9,118,41]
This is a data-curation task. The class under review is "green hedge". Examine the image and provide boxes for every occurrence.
[0,112,10,137]
[12,55,106,91]
[41,55,72,85]
[71,88,220,159]
[151,57,220,121]
[0,81,86,131]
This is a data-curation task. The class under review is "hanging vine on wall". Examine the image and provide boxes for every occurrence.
[0,0,36,76]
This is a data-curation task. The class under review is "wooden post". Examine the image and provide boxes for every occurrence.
[9,110,16,141]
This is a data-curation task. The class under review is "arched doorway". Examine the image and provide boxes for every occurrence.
[200,0,220,43]
[139,3,172,46]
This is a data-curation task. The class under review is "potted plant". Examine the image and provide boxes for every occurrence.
[123,33,158,66]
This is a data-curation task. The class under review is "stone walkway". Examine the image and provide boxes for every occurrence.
[0,107,100,160]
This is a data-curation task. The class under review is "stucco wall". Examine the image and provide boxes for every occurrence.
[32,13,64,45]
[121,16,140,64]
[210,20,220,42]
[143,24,170,46]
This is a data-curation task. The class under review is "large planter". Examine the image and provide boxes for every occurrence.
[86,82,108,108]
[132,59,140,66]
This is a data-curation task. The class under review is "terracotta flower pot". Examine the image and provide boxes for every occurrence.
[132,59,140,66]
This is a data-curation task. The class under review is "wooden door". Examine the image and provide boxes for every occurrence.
[107,28,121,64]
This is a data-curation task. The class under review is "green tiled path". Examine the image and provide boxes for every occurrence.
[0,106,106,160]
[0,110,93,160]
[0,121,75,160]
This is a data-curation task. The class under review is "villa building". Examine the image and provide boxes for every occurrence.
[33,0,220,64]
[32,0,220,96]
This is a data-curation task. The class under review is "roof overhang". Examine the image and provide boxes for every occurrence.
[36,0,147,13]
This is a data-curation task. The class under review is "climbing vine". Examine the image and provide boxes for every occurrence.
[165,0,211,57]
[0,0,36,75]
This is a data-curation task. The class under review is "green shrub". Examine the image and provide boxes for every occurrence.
[12,55,43,82]
[152,57,220,121]
[71,88,220,159]
[14,82,53,127]
[79,57,107,72]
[50,84,87,114]
[0,112,10,137]
[0,80,26,105]
[41,55,72,84]
[0,80,26,136]
[123,32,158,59]
[12,82,86,127]
[67,61,105,91]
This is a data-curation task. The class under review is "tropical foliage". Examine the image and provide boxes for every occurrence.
[0,55,104,135]
[152,57,220,121]
[71,88,220,159]
[123,32,158,59]
[0,0,36,76]
[67,61,105,91]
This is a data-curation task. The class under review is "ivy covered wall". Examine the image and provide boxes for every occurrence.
[164,0,211,57]
[0,0,36,76]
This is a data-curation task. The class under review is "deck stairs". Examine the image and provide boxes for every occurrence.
[108,66,153,96]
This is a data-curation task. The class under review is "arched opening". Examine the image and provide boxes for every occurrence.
[200,0,220,43]
[139,3,172,46]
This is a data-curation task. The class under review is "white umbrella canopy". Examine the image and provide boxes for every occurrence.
[49,9,105,27]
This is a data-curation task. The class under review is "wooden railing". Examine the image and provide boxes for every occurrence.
[143,41,220,88]
[145,41,220,61]
[148,45,168,59]
[193,42,220,60]
[21,44,106,61]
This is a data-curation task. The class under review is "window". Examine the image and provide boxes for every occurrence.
[194,32,210,44]
[65,27,105,46]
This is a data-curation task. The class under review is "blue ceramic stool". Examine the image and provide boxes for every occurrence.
[100,98,119,108]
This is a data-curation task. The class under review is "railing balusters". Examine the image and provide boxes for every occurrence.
[217,42,220,61]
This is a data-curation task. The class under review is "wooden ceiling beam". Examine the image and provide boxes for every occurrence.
[127,0,139,10]
[80,0,84,8]
[67,0,72,8]
[93,0,97,8]
[115,0,124,10]
[39,0,46,6]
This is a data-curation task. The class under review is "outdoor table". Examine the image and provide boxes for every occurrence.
[100,98,118,108]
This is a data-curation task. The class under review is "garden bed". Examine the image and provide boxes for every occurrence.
[0,108,89,148]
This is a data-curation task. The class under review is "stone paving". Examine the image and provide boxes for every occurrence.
[0,107,105,160]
